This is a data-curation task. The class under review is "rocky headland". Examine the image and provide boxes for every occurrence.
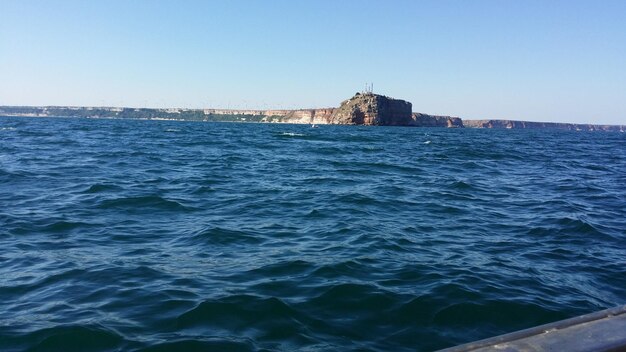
[329,93,413,125]
[263,93,460,128]
[1,93,624,131]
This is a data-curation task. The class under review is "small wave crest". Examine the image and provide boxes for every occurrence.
[98,195,195,212]
[84,183,122,193]
[277,132,305,137]
[179,226,266,246]
[527,216,611,241]
[175,295,316,346]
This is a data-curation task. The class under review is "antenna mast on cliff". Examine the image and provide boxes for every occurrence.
[364,83,373,94]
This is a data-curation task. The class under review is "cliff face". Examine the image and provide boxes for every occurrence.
[277,93,460,127]
[412,113,463,128]
[280,108,335,124]
[4,104,622,131]
[329,93,413,125]
[463,119,625,132]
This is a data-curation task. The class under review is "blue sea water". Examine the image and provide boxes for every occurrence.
[0,116,625,351]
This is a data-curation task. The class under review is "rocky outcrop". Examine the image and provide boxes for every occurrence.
[412,113,464,128]
[463,119,626,132]
[329,93,413,125]
[267,93,415,126]
[280,108,335,124]
[273,93,463,127]
[262,110,291,117]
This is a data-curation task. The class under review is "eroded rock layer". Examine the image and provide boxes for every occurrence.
[412,113,463,128]
[329,93,413,125]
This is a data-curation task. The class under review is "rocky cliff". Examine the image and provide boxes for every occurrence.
[273,93,463,127]
[3,103,623,131]
[329,93,413,125]
[412,113,463,128]
[264,93,416,126]
[277,108,335,124]
[463,119,625,132]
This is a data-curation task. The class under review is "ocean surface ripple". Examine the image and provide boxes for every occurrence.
[1,117,625,351]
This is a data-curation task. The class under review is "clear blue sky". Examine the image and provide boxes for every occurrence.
[1,0,625,124]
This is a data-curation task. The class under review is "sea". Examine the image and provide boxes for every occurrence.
[1,116,625,352]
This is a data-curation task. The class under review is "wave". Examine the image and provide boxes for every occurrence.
[137,339,254,352]
[83,183,123,193]
[244,259,316,279]
[174,295,318,349]
[276,132,305,137]
[98,195,195,212]
[179,226,266,246]
[432,300,569,332]
[10,325,123,352]
[41,220,95,233]
[526,216,612,242]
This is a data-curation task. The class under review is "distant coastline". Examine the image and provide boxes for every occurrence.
[1,97,624,132]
